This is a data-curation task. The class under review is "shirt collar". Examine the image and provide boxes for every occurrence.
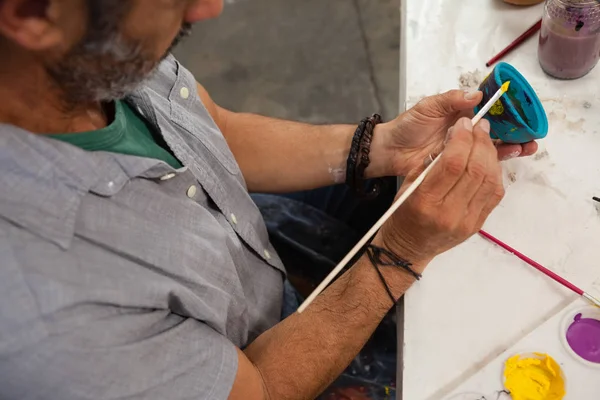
[0,117,181,249]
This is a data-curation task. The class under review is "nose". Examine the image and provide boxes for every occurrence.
[184,0,224,23]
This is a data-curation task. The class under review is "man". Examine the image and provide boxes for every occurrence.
[0,1,537,399]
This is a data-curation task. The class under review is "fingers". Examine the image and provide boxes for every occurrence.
[419,117,474,198]
[462,125,504,230]
[496,143,522,160]
[424,130,450,167]
[444,119,496,209]
[382,113,503,266]
[467,152,504,230]
[520,141,539,157]
[415,90,483,117]
[473,174,505,231]
[495,140,539,160]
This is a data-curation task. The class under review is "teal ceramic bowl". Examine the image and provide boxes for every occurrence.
[474,62,548,144]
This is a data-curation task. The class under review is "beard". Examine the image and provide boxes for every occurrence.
[46,0,192,106]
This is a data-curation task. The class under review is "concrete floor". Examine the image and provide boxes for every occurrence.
[173,0,400,123]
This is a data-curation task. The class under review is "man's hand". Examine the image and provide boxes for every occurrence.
[377,117,504,267]
[372,90,539,177]
[233,117,506,400]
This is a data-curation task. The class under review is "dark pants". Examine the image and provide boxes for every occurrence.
[252,177,398,400]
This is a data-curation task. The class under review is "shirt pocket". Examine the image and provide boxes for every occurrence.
[168,60,240,176]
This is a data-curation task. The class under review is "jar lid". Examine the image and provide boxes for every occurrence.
[557,0,600,4]
[548,0,600,27]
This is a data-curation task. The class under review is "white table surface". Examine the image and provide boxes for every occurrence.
[399,1,600,399]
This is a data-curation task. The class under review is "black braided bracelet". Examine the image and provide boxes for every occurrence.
[345,117,369,188]
[365,244,422,305]
[346,114,384,199]
[355,114,383,199]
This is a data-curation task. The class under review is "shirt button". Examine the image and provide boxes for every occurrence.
[264,249,272,260]
[186,185,197,198]
[230,213,238,225]
[160,173,177,181]
[107,181,115,188]
[180,87,190,99]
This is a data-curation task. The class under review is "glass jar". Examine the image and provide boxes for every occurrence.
[504,0,544,4]
[538,0,600,79]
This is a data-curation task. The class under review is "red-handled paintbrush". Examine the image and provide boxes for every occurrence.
[486,19,543,67]
[479,229,600,308]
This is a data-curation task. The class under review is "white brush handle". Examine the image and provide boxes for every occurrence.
[297,85,506,313]
[583,292,600,308]
[297,155,441,313]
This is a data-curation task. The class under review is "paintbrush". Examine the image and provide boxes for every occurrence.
[486,19,542,67]
[297,82,512,313]
[479,230,600,308]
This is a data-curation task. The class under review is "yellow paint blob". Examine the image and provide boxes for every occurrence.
[489,100,505,116]
[501,81,511,93]
[503,353,565,400]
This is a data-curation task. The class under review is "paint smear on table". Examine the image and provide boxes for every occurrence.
[503,353,565,400]
[458,69,484,90]
[566,313,600,363]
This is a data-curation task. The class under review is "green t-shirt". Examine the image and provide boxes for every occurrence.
[49,101,183,169]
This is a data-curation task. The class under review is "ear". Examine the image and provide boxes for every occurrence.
[0,0,68,51]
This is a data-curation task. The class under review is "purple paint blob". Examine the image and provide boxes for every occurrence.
[566,313,600,364]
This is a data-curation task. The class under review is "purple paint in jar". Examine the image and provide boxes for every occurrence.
[565,313,600,363]
[538,0,600,79]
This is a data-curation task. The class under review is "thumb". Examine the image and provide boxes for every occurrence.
[416,89,483,116]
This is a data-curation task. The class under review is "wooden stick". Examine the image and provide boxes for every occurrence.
[297,83,510,313]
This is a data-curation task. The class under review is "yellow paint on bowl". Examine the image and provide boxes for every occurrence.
[490,100,505,116]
